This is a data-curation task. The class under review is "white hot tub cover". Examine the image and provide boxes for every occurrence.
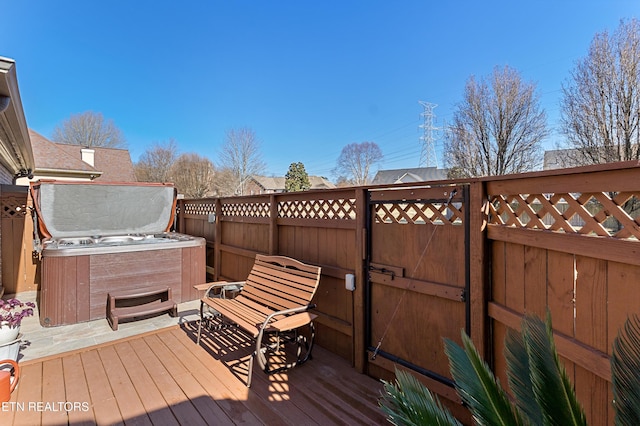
[30,180,177,239]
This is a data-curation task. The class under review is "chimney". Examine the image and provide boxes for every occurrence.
[81,148,95,167]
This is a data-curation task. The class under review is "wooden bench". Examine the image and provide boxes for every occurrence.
[196,254,321,387]
[107,286,177,331]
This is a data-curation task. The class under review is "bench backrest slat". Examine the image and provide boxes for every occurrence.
[237,254,321,312]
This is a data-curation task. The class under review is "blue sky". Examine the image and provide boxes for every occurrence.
[3,1,640,178]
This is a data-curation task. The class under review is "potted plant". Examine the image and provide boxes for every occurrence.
[0,298,35,345]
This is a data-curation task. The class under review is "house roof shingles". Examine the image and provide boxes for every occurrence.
[28,129,136,182]
[250,175,336,191]
[29,129,94,173]
[371,167,448,185]
[57,143,136,182]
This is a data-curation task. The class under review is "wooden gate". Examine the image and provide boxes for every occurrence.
[365,184,470,405]
[0,184,38,295]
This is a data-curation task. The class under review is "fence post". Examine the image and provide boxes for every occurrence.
[468,180,489,359]
[269,194,278,255]
[353,187,367,373]
[214,198,222,281]
[177,199,185,233]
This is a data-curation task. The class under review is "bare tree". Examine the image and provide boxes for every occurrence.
[217,128,265,195]
[334,141,383,186]
[134,139,179,183]
[52,111,126,148]
[560,18,640,166]
[211,168,238,197]
[444,65,547,177]
[170,153,215,198]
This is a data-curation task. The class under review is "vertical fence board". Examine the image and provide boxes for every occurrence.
[504,242,525,313]
[524,246,547,317]
[576,256,608,352]
[546,251,575,337]
[607,261,640,350]
[492,321,509,392]
[492,241,506,305]
[575,365,610,426]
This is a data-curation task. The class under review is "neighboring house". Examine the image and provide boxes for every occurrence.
[543,148,583,170]
[371,167,448,185]
[246,175,336,195]
[15,130,137,184]
[544,146,640,170]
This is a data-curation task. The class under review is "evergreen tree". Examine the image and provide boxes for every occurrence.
[285,162,311,192]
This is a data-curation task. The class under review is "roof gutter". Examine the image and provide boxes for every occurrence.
[0,57,35,178]
[36,167,104,179]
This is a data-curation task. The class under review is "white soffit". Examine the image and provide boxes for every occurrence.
[0,56,35,175]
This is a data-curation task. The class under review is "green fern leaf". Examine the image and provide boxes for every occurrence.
[445,333,527,426]
[379,368,462,426]
[505,327,543,425]
[612,314,640,426]
[523,313,587,426]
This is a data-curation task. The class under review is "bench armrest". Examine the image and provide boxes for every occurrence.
[269,312,318,332]
[201,281,245,299]
[260,304,316,332]
[210,281,246,299]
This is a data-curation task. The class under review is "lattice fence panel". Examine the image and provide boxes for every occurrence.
[489,191,640,239]
[182,201,216,216]
[278,198,356,220]
[374,201,464,225]
[221,201,270,218]
[1,196,28,219]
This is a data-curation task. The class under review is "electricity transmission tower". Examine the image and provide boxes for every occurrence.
[418,101,439,168]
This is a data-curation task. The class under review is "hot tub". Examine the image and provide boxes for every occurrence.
[31,180,206,326]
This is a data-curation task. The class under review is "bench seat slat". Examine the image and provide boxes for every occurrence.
[251,265,319,290]
[246,275,315,302]
[252,255,320,275]
[240,287,306,311]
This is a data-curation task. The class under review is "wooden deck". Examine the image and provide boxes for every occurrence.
[0,322,386,425]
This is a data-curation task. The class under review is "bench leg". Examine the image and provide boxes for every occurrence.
[253,322,316,383]
[247,352,254,388]
[197,301,204,345]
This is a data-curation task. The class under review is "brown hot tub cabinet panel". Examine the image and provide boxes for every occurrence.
[40,255,90,326]
[39,245,204,326]
[32,180,206,327]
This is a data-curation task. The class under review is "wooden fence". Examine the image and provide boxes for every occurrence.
[0,184,38,295]
[176,161,640,425]
[178,189,365,364]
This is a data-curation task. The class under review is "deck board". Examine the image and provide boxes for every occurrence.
[162,330,261,424]
[0,323,385,425]
[81,350,124,426]
[113,341,180,426]
[41,358,68,426]
[97,346,151,425]
[128,337,207,426]
[144,333,231,425]
[13,363,42,426]
[62,353,96,425]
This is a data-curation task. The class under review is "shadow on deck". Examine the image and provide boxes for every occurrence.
[0,321,386,425]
